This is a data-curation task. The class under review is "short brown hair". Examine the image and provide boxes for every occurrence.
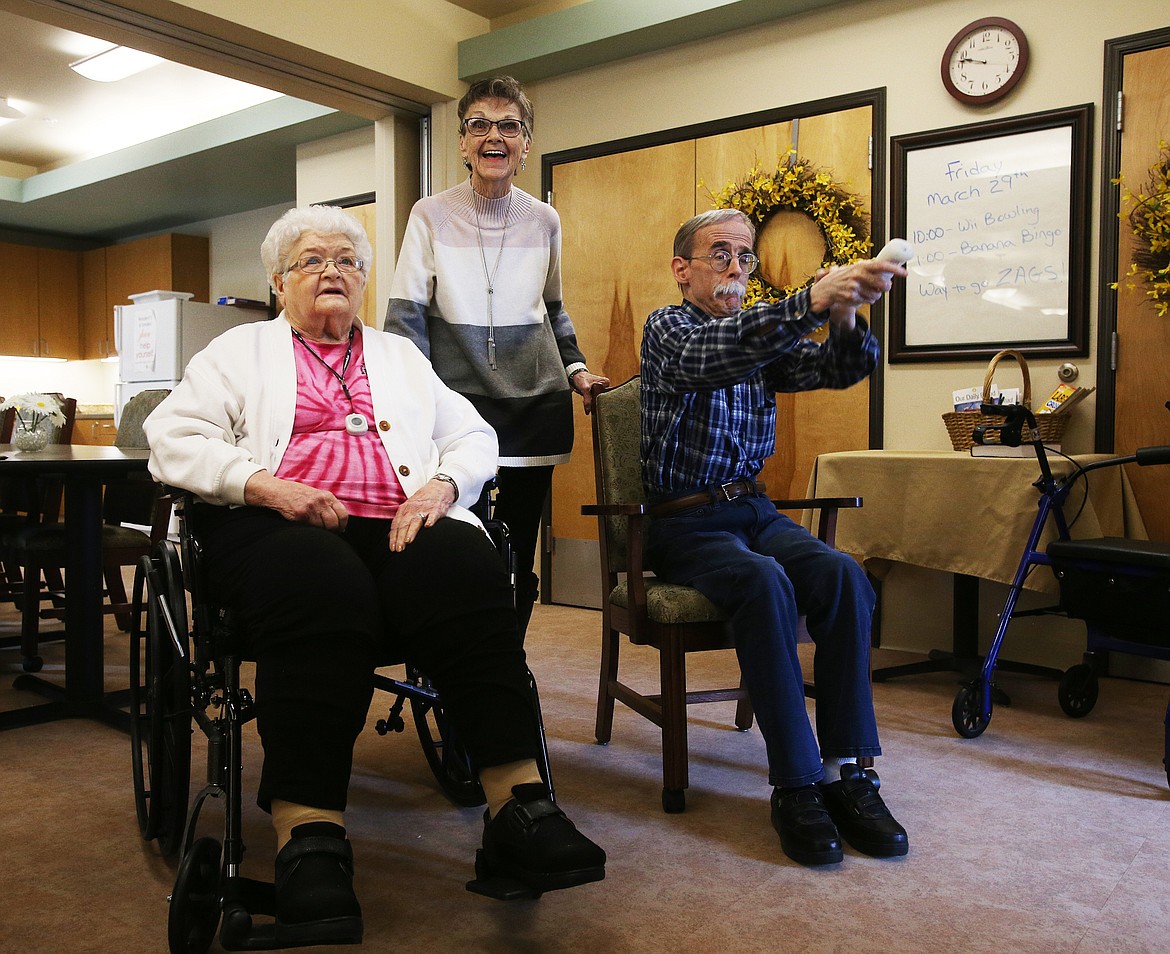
[457,75,534,133]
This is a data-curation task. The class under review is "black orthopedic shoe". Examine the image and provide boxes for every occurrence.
[819,763,909,858]
[273,822,363,947]
[770,785,843,866]
[477,783,606,894]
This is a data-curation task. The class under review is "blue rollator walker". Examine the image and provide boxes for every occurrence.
[950,400,1170,787]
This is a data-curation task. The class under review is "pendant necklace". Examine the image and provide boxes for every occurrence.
[291,325,368,435]
[473,187,511,370]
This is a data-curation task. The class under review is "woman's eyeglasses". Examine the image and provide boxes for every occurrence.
[461,118,527,138]
[687,250,760,274]
[286,255,365,274]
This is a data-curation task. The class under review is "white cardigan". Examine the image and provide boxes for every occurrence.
[145,314,498,526]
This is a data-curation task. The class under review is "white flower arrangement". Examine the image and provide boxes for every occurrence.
[1,392,67,433]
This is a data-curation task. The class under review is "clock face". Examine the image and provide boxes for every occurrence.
[943,18,1029,104]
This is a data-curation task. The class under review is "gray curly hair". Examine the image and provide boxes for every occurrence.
[261,205,373,292]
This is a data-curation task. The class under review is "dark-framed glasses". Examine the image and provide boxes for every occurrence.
[461,117,527,138]
[688,250,760,274]
[286,255,365,274]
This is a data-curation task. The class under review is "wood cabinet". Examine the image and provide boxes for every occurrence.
[81,247,113,359]
[0,244,80,358]
[3,233,207,360]
[81,234,210,359]
[72,416,118,446]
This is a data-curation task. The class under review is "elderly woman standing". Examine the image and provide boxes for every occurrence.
[146,206,604,947]
[386,75,608,638]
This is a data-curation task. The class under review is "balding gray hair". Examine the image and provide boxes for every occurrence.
[673,209,756,259]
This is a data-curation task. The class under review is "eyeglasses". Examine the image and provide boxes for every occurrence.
[687,250,759,274]
[461,117,528,138]
[285,255,365,275]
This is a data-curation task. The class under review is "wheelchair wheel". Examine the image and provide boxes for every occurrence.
[130,545,193,857]
[952,682,991,738]
[408,668,486,808]
[168,836,223,954]
[1058,663,1099,718]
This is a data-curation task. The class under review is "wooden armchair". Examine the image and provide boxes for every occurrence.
[582,377,862,813]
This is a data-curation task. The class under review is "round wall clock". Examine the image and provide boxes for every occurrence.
[942,17,1030,105]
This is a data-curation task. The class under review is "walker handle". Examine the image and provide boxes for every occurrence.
[1135,446,1170,466]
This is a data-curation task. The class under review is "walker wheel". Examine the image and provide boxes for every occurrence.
[952,683,991,738]
[1057,664,1098,718]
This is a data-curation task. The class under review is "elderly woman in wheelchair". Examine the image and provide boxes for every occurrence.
[143,204,605,948]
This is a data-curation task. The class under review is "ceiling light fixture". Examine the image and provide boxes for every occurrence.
[0,96,25,126]
[69,45,164,82]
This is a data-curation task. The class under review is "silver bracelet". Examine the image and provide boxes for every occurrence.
[432,472,459,502]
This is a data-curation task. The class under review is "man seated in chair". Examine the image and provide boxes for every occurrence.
[639,208,908,866]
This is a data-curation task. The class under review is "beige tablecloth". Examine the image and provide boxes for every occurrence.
[803,450,1147,592]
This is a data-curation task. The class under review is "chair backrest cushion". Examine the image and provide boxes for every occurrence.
[116,389,172,449]
[591,376,646,573]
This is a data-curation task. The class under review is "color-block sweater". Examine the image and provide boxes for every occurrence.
[385,180,587,467]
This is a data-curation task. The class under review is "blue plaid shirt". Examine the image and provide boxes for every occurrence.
[640,290,880,498]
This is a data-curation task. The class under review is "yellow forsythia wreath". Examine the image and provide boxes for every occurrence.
[1114,140,1170,318]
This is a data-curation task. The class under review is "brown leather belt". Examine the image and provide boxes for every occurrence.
[648,478,765,517]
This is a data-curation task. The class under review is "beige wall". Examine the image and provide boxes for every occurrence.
[518,0,1167,456]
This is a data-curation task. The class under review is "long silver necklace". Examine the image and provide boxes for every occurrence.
[473,187,511,370]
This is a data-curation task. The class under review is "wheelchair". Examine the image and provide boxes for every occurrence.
[129,492,555,953]
[950,401,1170,785]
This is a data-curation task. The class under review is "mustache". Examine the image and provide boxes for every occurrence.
[713,280,747,299]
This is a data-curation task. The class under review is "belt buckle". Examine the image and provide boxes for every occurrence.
[717,480,741,501]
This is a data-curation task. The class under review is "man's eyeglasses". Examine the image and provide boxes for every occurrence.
[286,255,365,275]
[461,117,528,139]
[688,250,760,274]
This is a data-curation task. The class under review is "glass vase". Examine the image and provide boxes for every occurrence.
[13,425,50,452]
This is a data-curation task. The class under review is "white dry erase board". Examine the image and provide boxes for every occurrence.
[888,105,1092,362]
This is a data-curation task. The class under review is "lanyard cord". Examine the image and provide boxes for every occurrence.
[292,325,356,408]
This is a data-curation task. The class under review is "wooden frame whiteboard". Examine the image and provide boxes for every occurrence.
[889,105,1092,362]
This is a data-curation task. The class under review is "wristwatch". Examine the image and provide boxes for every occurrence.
[432,472,459,501]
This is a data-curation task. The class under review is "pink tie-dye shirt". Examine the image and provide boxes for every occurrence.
[275,330,406,518]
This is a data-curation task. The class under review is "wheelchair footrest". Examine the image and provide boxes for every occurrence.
[219,877,280,951]
[465,849,543,901]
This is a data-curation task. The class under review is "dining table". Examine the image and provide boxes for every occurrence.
[0,443,152,732]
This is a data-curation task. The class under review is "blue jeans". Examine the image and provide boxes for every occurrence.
[645,493,880,788]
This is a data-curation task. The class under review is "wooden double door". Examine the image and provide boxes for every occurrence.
[544,102,879,605]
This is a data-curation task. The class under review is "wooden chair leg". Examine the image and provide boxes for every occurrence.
[105,564,132,631]
[659,629,688,812]
[734,674,754,731]
[595,623,620,744]
[20,561,43,668]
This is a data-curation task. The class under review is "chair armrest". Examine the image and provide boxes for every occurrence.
[771,496,863,548]
[582,503,648,516]
[771,496,863,510]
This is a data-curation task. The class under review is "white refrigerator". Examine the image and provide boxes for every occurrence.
[114,294,268,424]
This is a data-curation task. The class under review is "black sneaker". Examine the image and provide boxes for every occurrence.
[820,764,909,858]
[478,783,606,894]
[770,785,843,866]
[273,822,363,946]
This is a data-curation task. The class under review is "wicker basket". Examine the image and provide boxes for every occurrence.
[942,349,1070,451]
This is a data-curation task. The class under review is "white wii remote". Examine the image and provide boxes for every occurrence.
[875,238,914,264]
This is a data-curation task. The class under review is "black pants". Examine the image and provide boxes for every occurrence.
[199,506,538,813]
[478,465,553,639]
